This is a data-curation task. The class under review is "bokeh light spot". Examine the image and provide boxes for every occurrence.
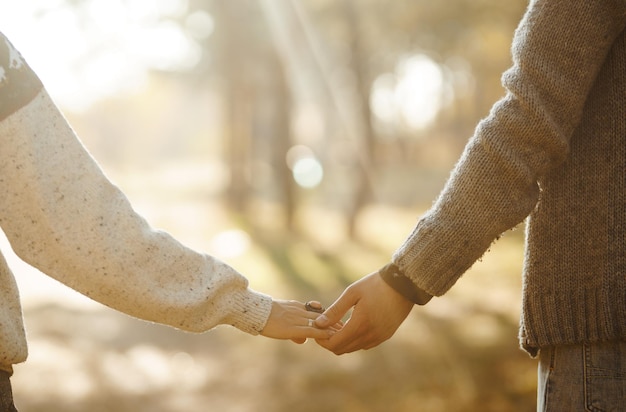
[292,157,324,188]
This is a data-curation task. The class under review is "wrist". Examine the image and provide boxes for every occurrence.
[379,263,432,305]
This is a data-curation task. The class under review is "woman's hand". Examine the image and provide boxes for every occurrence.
[260,299,339,344]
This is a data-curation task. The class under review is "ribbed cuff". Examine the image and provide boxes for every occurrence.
[225,288,273,335]
[379,263,433,305]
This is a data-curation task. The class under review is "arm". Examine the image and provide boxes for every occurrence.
[0,35,332,340]
[0,89,270,334]
[317,0,626,353]
[395,0,626,295]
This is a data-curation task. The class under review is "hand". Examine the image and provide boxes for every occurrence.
[314,271,414,354]
[260,299,337,344]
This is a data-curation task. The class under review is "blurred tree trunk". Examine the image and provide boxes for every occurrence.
[261,0,323,234]
[225,71,253,213]
[263,0,379,239]
[269,52,297,230]
[341,0,375,238]
[214,1,252,213]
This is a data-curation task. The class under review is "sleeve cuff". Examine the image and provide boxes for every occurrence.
[224,288,273,335]
[379,263,433,305]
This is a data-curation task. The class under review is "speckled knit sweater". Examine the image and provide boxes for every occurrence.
[392,0,626,356]
[0,33,272,372]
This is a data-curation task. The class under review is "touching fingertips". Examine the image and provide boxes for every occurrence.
[314,314,329,326]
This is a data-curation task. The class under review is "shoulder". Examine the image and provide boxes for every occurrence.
[0,32,43,122]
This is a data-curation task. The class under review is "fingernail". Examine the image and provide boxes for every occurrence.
[315,314,328,326]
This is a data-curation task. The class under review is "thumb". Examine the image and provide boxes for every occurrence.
[315,288,357,328]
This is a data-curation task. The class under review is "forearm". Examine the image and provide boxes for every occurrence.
[393,0,626,296]
[0,90,272,334]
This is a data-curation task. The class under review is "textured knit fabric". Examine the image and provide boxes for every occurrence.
[0,32,272,370]
[392,0,626,356]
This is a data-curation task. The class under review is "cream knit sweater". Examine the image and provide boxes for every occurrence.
[393,0,626,355]
[0,33,272,372]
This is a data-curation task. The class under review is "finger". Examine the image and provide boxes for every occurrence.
[294,325,336,341]
[302,315,338,337]
[304,311,342,329]
[322,301,386,354]
[316,314,370,354]
[315,330,363,354]
[315,289,357,328]
[328,322,343,332]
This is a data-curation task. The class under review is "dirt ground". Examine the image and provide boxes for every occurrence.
[9,237,536,411]
[5,173,537,411]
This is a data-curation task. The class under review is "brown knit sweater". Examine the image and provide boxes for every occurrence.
[392,0,626,356]
[0,33,272,372]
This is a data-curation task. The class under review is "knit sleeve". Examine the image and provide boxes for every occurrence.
[0,87,272,335]
[392,0,626,295]
[0,32,43,121]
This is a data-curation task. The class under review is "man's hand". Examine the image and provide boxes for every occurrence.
[314,271,414,354]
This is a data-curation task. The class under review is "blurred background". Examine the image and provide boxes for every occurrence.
[0,0,535,411]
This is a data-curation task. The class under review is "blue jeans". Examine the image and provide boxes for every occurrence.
[0,370,17,412]
[537,340,626,411]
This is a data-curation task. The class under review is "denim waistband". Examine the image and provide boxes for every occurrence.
[0,370,17,412]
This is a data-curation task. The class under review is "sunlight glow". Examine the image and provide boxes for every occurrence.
[286,145,324,189]
[0,0,202,111]
[293,158,324,188]
[371,54,445,131]
[210,230,251,259]
[185,10,215,40]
